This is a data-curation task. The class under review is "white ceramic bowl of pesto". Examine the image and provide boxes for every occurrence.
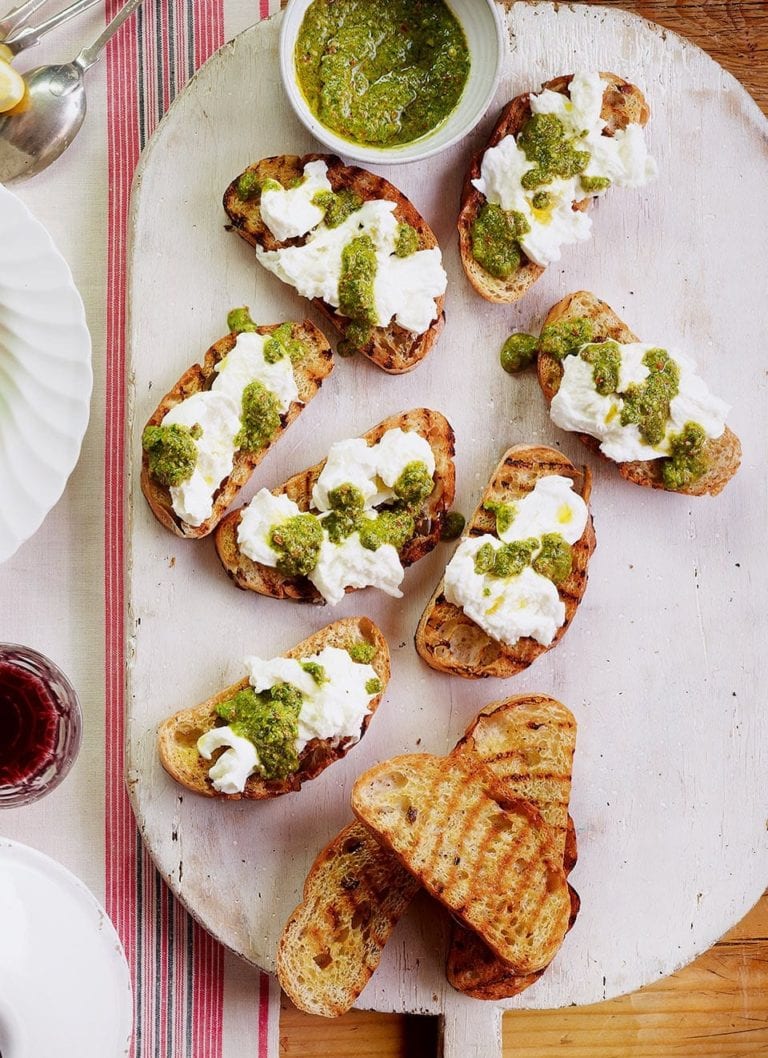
[279,0,505,165]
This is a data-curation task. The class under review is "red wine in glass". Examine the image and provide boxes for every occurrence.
[0,645,81,806]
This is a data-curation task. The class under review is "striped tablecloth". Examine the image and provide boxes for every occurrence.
[0,2,283,1054]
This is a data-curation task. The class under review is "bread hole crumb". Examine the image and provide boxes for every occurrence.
[342,838,363,855]
[313,950,333,970]
[388,770,409,788]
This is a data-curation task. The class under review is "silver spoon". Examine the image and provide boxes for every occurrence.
[0,0,49,39]
[3,0,103,56]
[0,0,145,183]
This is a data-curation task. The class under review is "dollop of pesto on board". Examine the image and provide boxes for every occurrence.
[216,684,302,780]
[294,0,470,147]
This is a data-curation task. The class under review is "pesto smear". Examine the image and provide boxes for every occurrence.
[294,0,470,147]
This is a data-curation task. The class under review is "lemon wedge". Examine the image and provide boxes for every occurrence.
[0,43,13,63]
[0,58,25,113]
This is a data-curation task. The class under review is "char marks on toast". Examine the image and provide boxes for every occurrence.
[157,617,389,799]
[537,291,742,496]
[458,73,650,303]
[277,821,419,1017]
[224,153,445,373]
[415,444,595,679]
[141,320,333,538]
[351,752,571,975]
[447,696,578,999]
[214,407,456,604]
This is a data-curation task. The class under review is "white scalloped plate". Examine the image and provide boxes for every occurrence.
[0,183,92,564]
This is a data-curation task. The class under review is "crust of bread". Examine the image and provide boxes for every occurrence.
[223,153,445,374]
[213,407,456,604]
[458,73,650,303]
[446,695,578,999]
[157,617,389,800]
[415,444,596,679]
[140,320,333,538]
[537,290,742,496]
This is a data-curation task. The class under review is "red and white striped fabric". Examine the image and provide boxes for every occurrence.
[103,2,282,1053]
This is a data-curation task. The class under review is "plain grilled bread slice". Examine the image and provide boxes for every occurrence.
[277,695,578,1015]
[214,407,456,603]
[351,752,571,975]
[157,617,389,800]
[415,444,595,679]
[447,695,578,999]
[458,73,649,303]
[140,320,333,538]
[224,153,445,374]
[277,822,420,1017]
[537,291,742,496]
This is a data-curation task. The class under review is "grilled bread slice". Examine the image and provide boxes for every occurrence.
[447,695,579,999]
[140,318,333,538]
[351,752,571,975]
[277,695,577,1015]
[214,408,456,604]
[276,821,420,1017]
[224,153,445,374]
[537,291,742,496]
[458,73,650,303]
[157,617,389,800]
[416,444,595,679]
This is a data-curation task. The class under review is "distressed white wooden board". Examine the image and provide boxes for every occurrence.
[126,3,768,1054]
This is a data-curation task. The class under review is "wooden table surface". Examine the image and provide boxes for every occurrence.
[280,3,768,1054]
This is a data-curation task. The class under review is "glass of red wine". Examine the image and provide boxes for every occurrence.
[0,644,82,807]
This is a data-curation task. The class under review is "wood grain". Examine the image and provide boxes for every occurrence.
[278,2,768,1055]
[281,892,768,1056]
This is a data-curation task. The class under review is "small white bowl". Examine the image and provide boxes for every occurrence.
[279,0,505,165]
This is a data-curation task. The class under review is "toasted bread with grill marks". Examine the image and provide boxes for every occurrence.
[223,153,445,374]
[277,694,578,1015]
[415,444,595,679]
[537,291,742,496]
[276,821,419,1017]
[458,73,650,303]
[157,617,389,800]
[140,319,333,538]
[351,752,571,975]
[447,695,579,999]
[213,408,456,604]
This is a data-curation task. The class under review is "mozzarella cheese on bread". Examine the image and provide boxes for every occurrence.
[444,475,588,648]
[472,71,657,267]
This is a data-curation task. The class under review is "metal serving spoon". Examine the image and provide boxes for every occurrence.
[3,0,103,56]
[0,0,144,183]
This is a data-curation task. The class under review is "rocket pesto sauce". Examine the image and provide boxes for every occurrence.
[294,0,470,148]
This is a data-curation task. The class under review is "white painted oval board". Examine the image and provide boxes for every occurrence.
[126,3,768,1053]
